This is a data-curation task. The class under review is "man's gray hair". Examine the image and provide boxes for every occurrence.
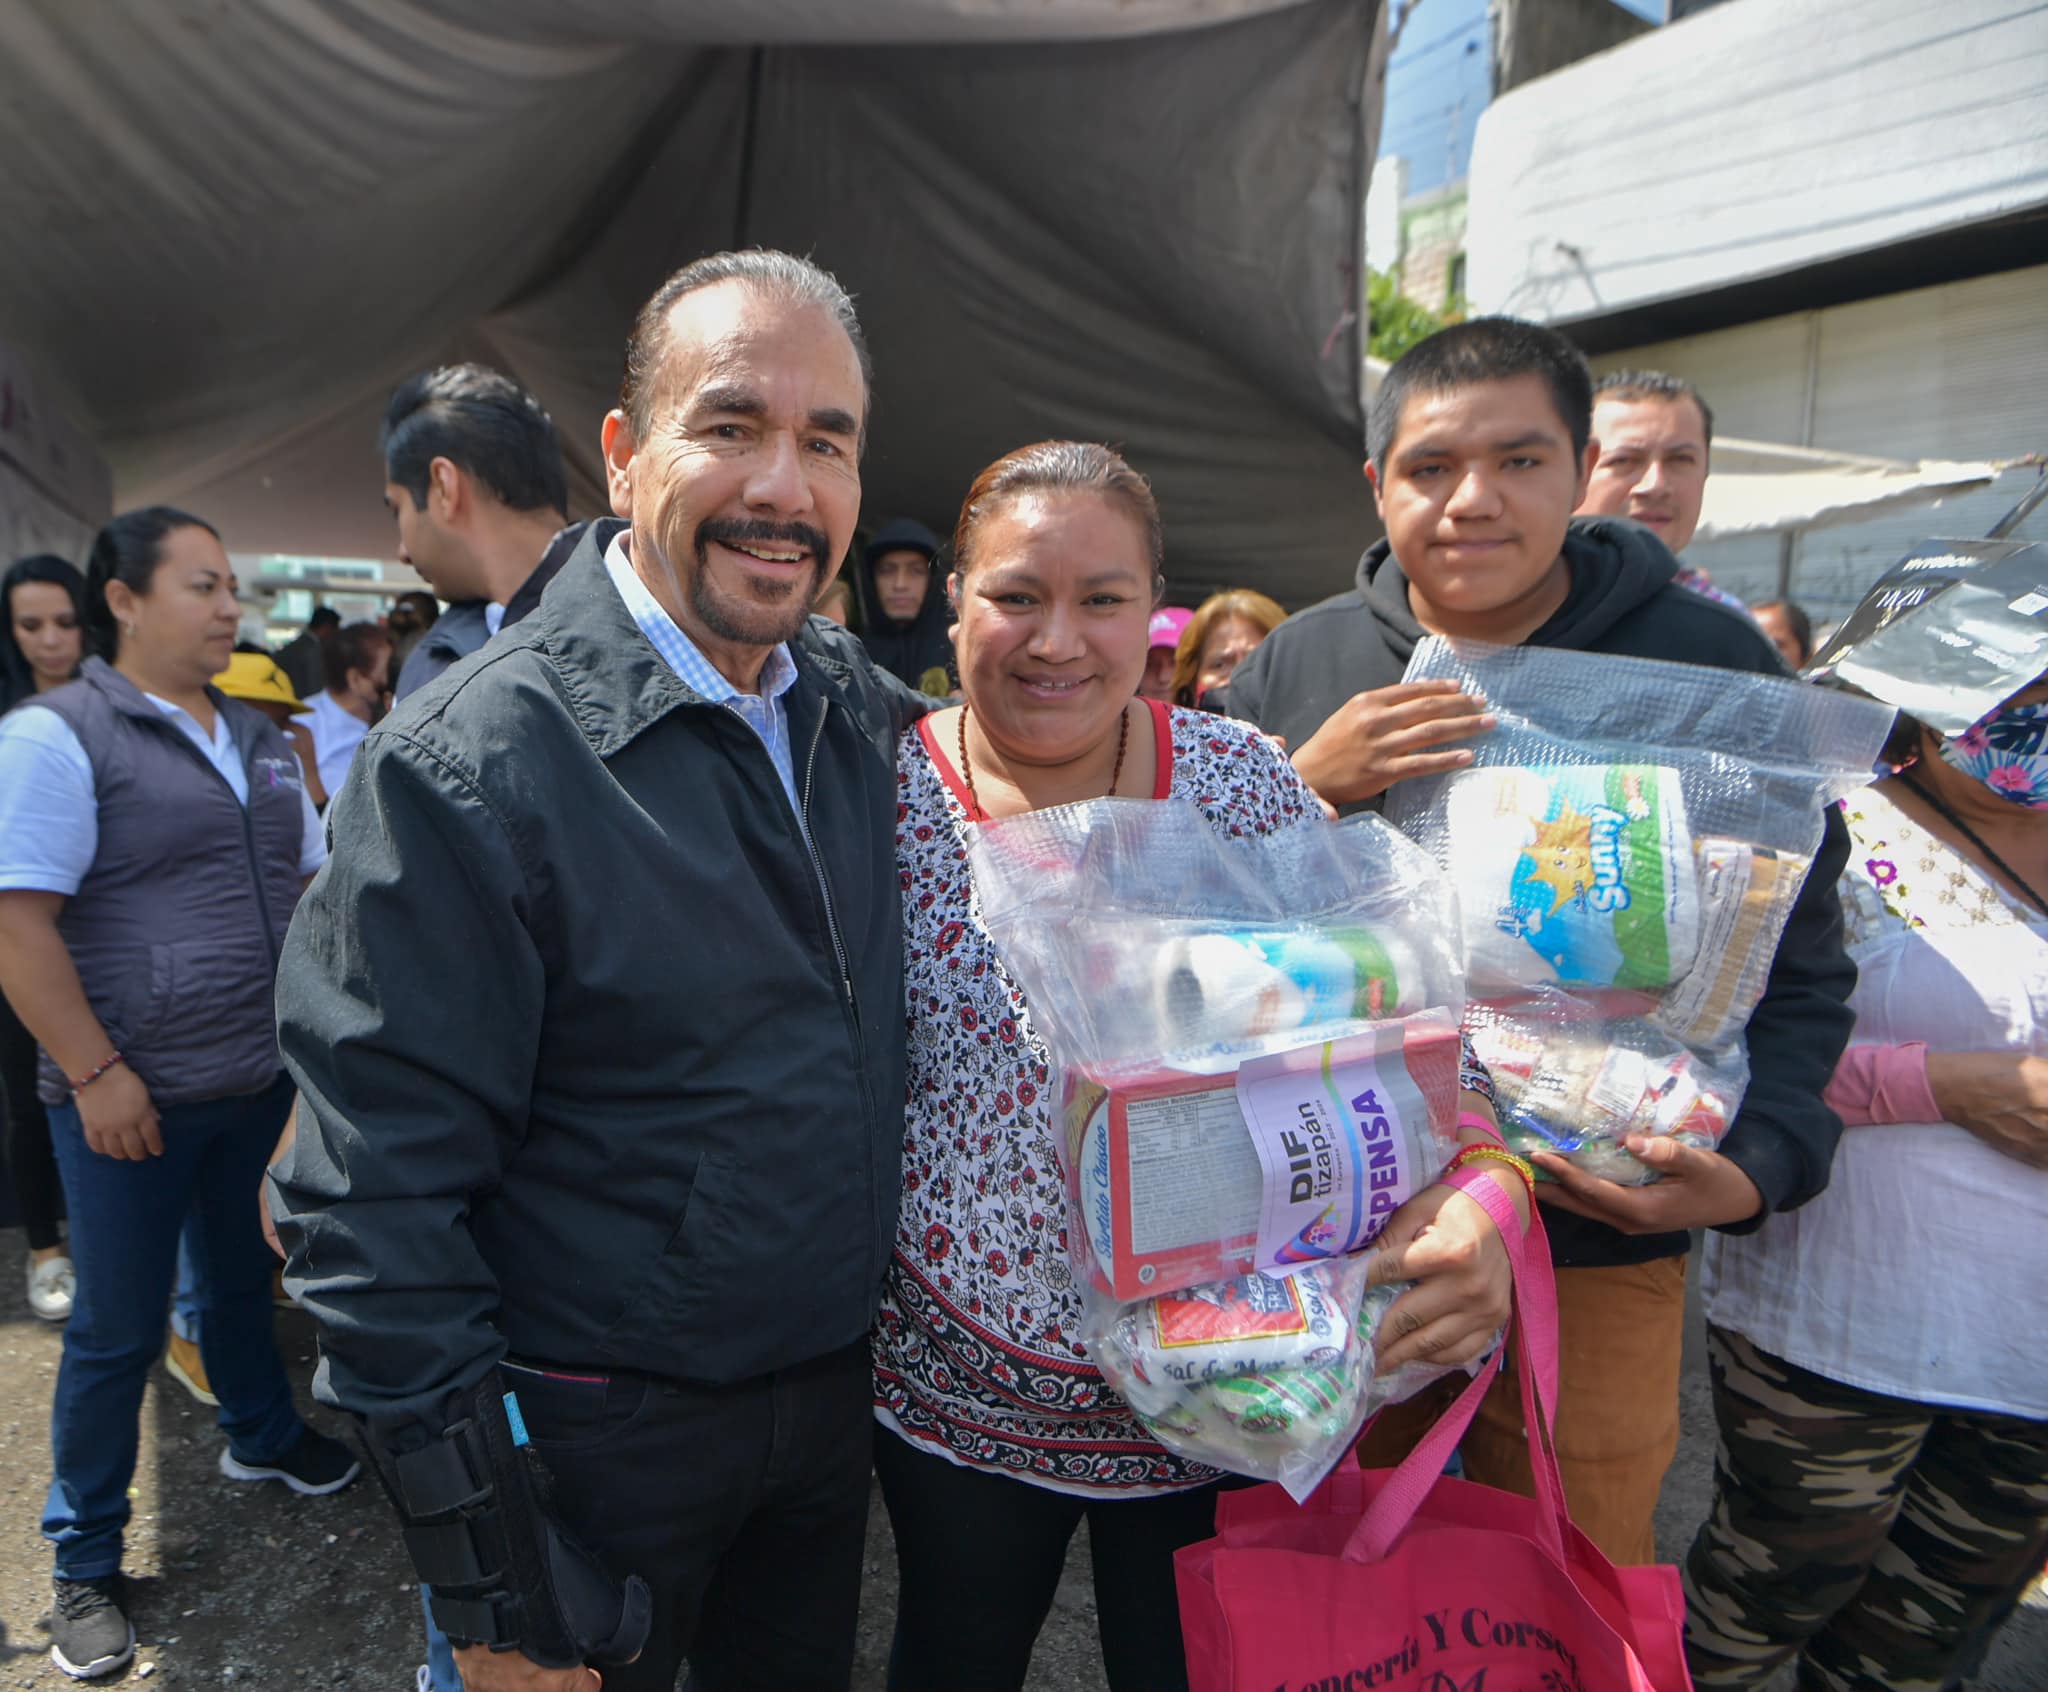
[1594,368,1714,448]
[619,249,871,440]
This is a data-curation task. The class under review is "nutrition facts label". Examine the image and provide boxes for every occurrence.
[1121,1087,1262,1254]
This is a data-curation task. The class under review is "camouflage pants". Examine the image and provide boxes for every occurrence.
[1683,1325,2048,1691]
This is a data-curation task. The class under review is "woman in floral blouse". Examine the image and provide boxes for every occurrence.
[870,440,1526,1691]
[1688,672,2048,1691]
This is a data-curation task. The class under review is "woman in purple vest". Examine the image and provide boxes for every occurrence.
[0,509,360,1681]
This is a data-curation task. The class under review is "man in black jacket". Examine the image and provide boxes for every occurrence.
[380,364,579,702]
[272,252,924,1692]
[1222,317,1856,1566]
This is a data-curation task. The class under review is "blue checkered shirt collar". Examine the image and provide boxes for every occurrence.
[602,528,801,813]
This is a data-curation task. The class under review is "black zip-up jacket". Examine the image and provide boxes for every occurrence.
[272,521,922,1438]
[1221,517,1857,1269]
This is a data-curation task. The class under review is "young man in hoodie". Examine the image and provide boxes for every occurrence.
[854,517,955,696]
[1221,317,1856,1565]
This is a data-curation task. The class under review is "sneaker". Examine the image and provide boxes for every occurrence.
[218,1426,361,1496]
[50,1574,135,1679]
[163,1332,218,1407]
[28,1254,75,1323]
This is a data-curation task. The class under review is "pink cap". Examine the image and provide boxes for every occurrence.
[1149,606,1194,650]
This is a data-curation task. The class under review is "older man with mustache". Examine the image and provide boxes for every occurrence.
[270,251,927,1692]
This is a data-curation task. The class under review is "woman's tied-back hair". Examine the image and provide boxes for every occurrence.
[951,442,1164,586]
[619,249,871,443]
[84,507,221,659]
[1170,588,1287,707]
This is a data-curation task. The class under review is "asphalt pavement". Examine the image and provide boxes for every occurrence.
[0,1230,2039,1689]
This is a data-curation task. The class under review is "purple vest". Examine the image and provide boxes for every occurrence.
[26,659,305,1106]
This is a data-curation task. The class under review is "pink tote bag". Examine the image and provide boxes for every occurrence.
[1175,1177,1691,1691]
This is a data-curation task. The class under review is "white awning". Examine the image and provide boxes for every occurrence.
[1697,438,2013,541]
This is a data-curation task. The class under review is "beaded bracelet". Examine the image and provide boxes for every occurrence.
[69,1050,124,1095]
[1444,1141,1537,1202]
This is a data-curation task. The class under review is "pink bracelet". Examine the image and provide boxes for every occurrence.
[1457,1109,1505,1146]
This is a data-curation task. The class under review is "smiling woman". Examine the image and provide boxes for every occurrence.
[939,441,1165,813]
[869,440,1525,1692]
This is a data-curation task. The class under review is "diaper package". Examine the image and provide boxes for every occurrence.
[1083,1256,1477,1500]
[968,798,1467,1298]
[1389,637,1895,1182]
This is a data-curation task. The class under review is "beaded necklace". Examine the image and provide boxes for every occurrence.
[955,701,1130,822]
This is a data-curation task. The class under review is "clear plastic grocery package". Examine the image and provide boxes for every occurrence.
[968,798,1468,1301]
[967,797,1482,1492]
[1387,637,1894,1181]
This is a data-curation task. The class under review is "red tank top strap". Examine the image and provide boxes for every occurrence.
[1146,697,1174,798]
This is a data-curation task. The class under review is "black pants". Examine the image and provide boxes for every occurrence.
[501,1342,872,1692]
[873,1426,1234,1692]
[0,992,62,1250]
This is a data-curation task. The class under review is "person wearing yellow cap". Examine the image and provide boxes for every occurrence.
[212,649,326,810]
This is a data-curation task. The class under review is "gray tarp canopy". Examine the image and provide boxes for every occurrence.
[0,0,1378,606]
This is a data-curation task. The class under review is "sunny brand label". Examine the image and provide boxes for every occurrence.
[1456,763,1696,990]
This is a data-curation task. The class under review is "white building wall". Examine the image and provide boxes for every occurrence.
[1366,153,1408,274]
[1468,0,2048,322]
[1595,265,2048,622]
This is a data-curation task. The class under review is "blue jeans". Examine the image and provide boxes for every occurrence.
[171,1223,203,1344]
[421,1587,463,1690]
[44,1072,305,1578]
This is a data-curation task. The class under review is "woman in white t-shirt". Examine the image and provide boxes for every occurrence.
[869,441,1530,1692]
[1685,673,2048,1692]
